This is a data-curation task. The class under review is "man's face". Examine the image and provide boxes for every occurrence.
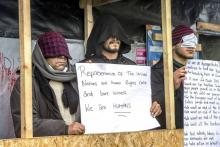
[103,37,121,53]
[46,56,68,71]
[173,43,195,59]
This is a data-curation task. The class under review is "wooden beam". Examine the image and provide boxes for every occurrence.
[19,0,33,138]
[197,22,220,33]
[161,0,176,129]
[84,0,94,47]
[196,44,202,52]
[79,0,87,9]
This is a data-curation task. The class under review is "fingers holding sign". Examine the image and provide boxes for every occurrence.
[68,122,85,135]
[150,101,162,118]
[174,66,186,90]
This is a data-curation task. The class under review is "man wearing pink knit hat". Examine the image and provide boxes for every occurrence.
[151,25,198,129]
[11,32,85,137]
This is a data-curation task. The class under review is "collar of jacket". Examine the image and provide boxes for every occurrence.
[173,59,184,69]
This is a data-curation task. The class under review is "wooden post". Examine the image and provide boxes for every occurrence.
[161,0,176,129]
[19,0,33,138]
[84,0,94,47]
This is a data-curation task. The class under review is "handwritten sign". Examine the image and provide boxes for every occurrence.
[0,37,21,138]
[184,60,220,147]
[76,63,159,134]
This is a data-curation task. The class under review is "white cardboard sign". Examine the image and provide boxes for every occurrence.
[76,63,159,134]
[184,59,220,147]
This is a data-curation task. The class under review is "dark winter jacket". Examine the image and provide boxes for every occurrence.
[151,58,184,129]
[10,67,80,137]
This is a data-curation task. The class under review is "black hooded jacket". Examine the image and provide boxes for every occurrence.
[84,15,135,65]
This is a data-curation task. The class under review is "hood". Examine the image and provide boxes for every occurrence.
[86,15,131,58]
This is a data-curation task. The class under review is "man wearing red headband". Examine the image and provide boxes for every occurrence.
[151,25,198,129]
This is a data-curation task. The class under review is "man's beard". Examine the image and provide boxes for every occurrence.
[103,47,119,53]
[175,49,194,59]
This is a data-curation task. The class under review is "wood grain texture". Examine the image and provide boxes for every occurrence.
[0,129,183,147]
[161,0,176,129]
[18,0,33,138]
[197,22,220,33]
[84,0,94,47]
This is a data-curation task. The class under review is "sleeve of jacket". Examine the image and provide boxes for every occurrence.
[32,77,69,137]
[151,67,165,106]
[10,78,69,137]
[10,78,22,137]
[151,66,166,128]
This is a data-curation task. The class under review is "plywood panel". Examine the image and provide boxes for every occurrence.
[0,129,183,147]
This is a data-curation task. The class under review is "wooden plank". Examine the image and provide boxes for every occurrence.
[79,0,87,9]
[19,0,33,138]
[0,140,3,147]
[161,0,176,129]
[84,0,94,47]
[196,44,202,52]
[0,129,183,147]
[197,22,220,33]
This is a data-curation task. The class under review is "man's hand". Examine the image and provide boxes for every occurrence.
[174,66,186,90]
[150,101,162,118]
[68,122,85,135]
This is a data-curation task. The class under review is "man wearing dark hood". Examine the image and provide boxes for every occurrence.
[83,15,162,119]
[10,32,85,137]
[84,15,134,64]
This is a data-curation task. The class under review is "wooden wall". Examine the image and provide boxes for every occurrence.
[9,1,183,147]
[0,129,183,147]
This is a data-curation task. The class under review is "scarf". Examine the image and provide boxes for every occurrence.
[32,43,76,82]
[33,43,79,114]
